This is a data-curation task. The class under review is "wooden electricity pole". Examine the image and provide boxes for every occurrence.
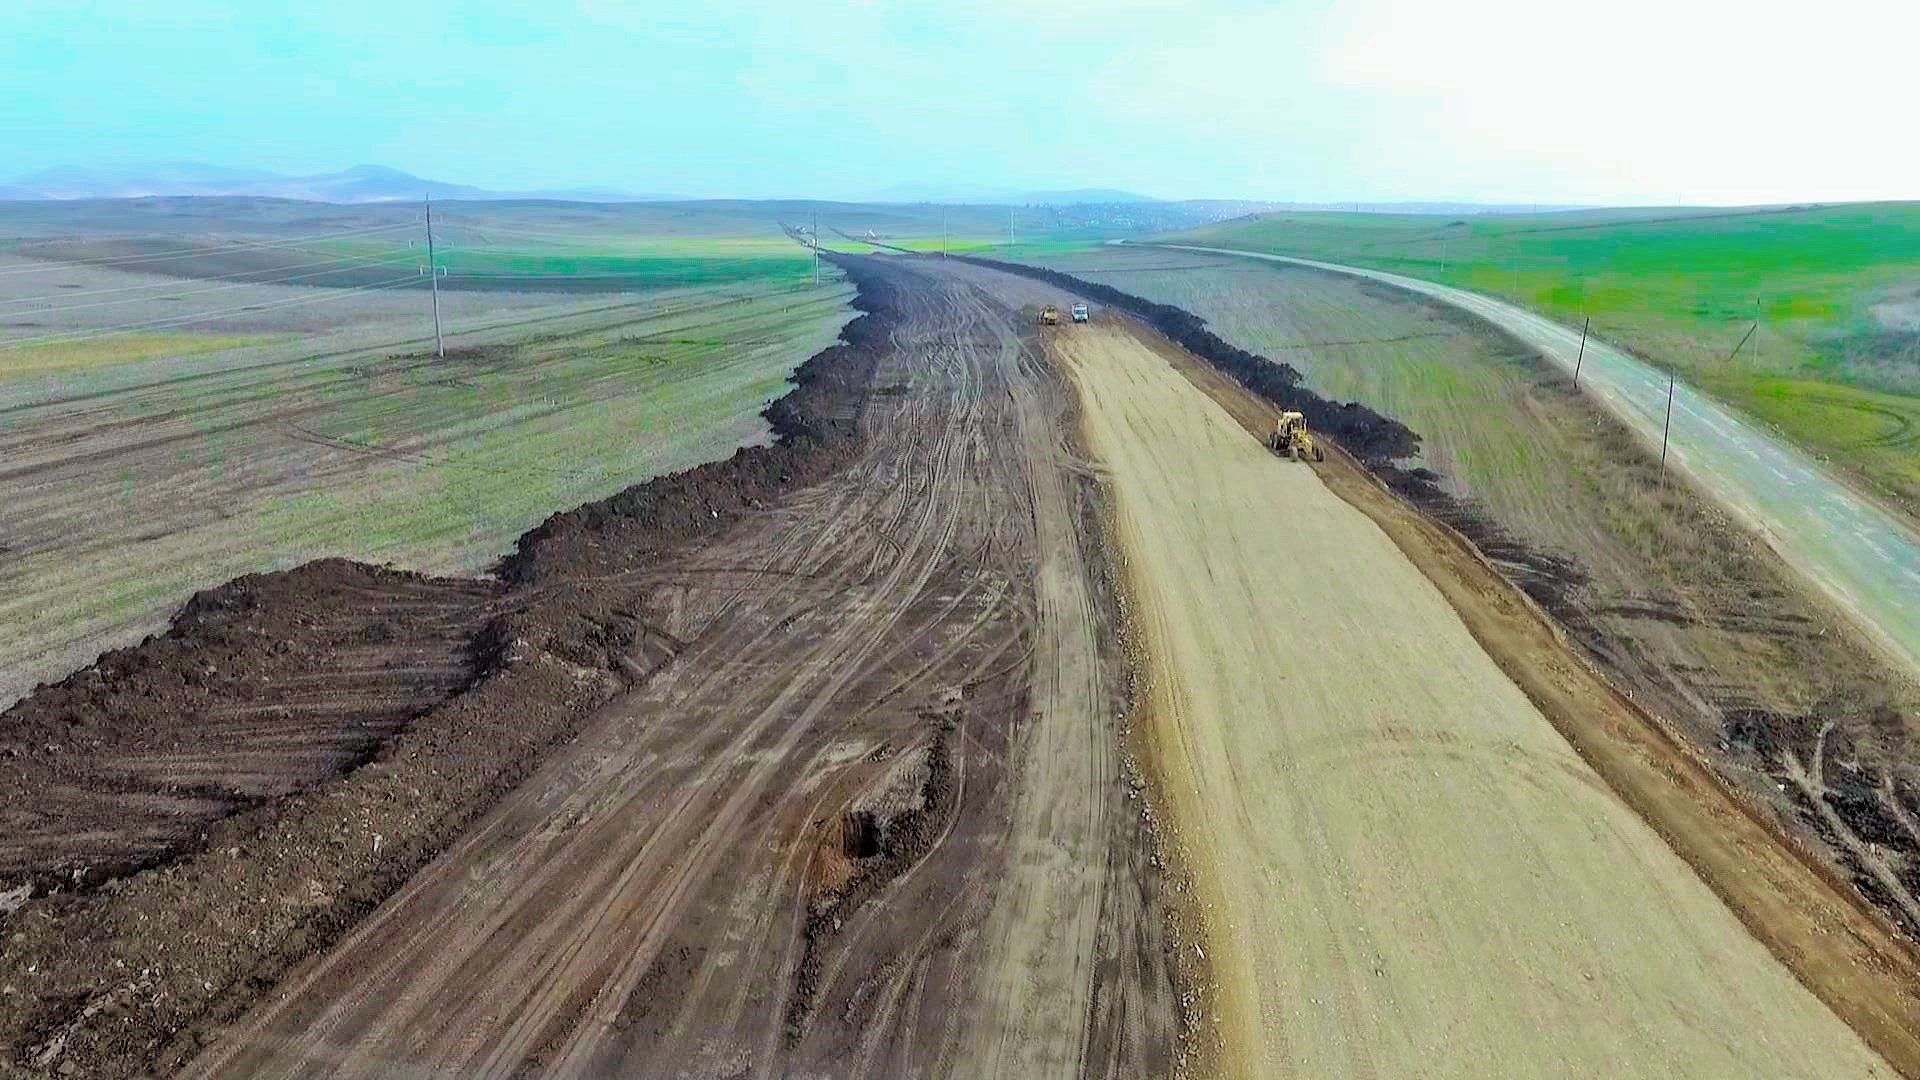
[812,210,820,285]
[424,194,444,358]
[1727,321,1758,363]
[1660,373,1677,478]
[1573,316,1590,387]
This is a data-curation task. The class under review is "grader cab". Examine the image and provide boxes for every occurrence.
[1268,411,1324,462]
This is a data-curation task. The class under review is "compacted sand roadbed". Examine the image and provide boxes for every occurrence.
[1055,321,1893,1079]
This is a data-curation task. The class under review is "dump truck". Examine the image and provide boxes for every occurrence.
[1268,411,1324,461]
[1039,305,1061,326]
[1071,302,1089,323]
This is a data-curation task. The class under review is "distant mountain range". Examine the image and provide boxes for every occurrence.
[864,183,1160,205]
[0,166,1167,208]
[0,165,1168,207]
[0,163,676,204]
[0,164,1591,214]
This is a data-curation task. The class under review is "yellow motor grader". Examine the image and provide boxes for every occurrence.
[1268,411,1324,461]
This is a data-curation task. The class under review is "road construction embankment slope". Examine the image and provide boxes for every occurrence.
[1160,243,1920,680]
[1055,321,1893,1079]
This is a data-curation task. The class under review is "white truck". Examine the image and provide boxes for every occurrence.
[1070,302,1089,323]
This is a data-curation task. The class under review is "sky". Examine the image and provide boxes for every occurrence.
[3,0,1913,206]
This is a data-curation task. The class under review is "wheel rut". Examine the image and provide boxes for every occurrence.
[166,257,1176,1080]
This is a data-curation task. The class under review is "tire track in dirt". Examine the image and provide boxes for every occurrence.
[175,257,1175,1080]
[0,266,881,1079]
[946,282,1173,1080]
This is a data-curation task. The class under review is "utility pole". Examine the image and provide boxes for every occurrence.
[1573,316,1590,387]
[942,207,948,258]
[424,194,444,358]
[1660,373,1677,479]
[1727,321,1757,363]
[1008,207,1015,248]
[812,210,820,286]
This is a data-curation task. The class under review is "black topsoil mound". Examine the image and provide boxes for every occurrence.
[497,253,897,584]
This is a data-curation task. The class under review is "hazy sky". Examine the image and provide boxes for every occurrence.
[5,0,1913,205]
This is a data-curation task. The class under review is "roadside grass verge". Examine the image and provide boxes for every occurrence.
[1722,375,1920,499]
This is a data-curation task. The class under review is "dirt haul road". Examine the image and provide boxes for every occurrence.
[179,258,1175,1080]
[1055,319,1895,1079]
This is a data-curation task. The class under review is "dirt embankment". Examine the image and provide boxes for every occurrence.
[951,254,1420,463]
[950,255,1577,619]
[0,256,894,1080]
[0,561,501,893]
[1146,335,1920,1075]
[497,260,893,584]
[1058,318,1908,1078]
[963,253,1920,951]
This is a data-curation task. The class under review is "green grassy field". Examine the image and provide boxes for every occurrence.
[325,227,819,289]
[1165,204,1920,509]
